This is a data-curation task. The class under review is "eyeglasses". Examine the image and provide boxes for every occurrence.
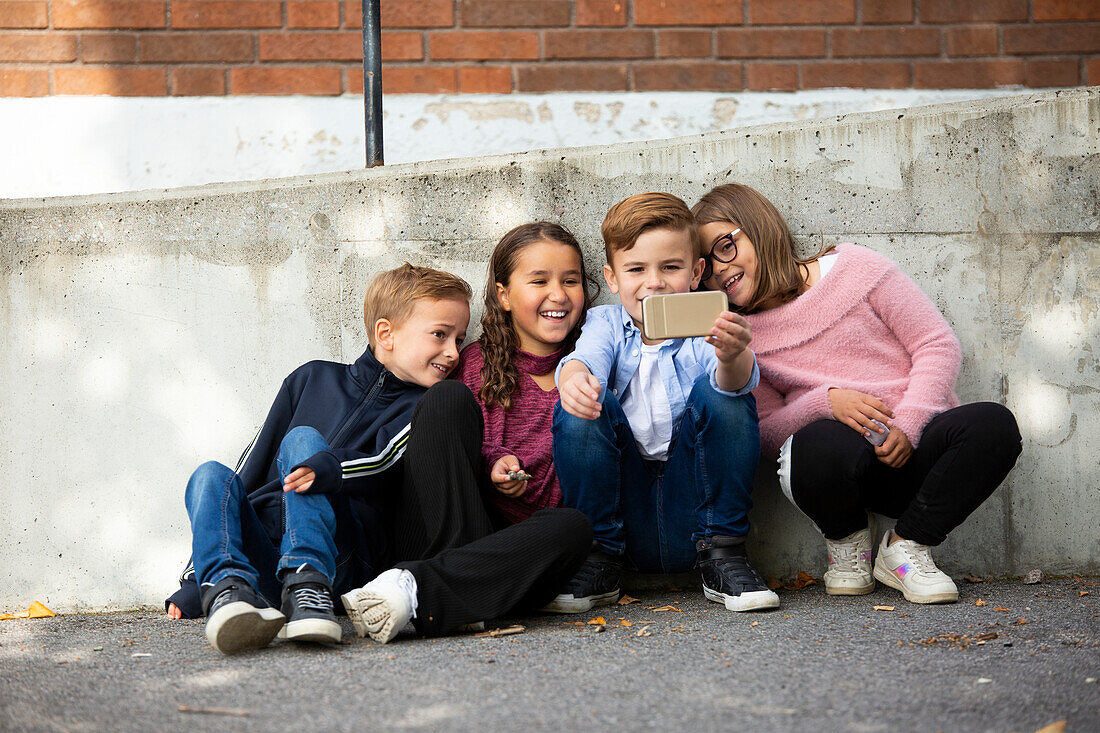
[701,228,740,282]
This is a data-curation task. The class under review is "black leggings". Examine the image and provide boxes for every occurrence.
[387,380,591,637]
[788,402,1021,546]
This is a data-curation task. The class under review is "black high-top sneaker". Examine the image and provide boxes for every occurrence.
[539,546,623,614]
[279,564,342,643]
[201,577,285,655]
[698,536,780,612]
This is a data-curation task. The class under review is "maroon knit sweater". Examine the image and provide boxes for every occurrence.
[453,342,564,524]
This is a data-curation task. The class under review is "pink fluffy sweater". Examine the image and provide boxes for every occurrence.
[746,243,961,459]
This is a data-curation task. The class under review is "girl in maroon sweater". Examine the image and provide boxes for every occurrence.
[455,222,597,524]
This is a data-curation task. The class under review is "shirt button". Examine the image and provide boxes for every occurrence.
[632,349,639,356]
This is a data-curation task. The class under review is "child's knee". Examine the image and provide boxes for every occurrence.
[417,380,478,422]
[278,425,328,466]
[185,460,235,507]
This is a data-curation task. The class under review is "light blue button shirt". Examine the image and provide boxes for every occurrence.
[555,304,760,430]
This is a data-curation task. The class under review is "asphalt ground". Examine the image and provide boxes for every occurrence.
[1,577,1097,732]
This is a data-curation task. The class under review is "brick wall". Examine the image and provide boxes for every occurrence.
[0,1,1097,96]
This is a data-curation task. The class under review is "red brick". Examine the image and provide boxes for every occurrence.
[577,0,626,27]
[1024,59,1082,86]
[546,30,654,60]
[1088,57,1100,84]
[945,26,999,56]
[54,1,165,29]
[1036,1,1100,21]
[0,68,48,95]
[750,0,855,25]
[0,1,46,28]
[376,66,456,93]
[914,60,1027,88]
[170,1,280,29]
[429,31,538,60]
[55,66,166,94]
[288,1,339,28]
[382,31,422,60]
[635,0,742,26]
[458,65,512,92]
[171,66,224,94]
[259,32,362,61]
[1005,24,1100,54]
[746,62,798,90]
[142,33,253,62]
[350,1,453,29]
[801,60,909,88]
[860,0,912,24]
[230,67,342,94]
[516,63,627,91]
[920,0,1027,23]
[634,61,742,90]
[0,32,76,61]
[658,30,711,58]
[831,27,940,57]
[460,0,570,27]
[716,28,826,58]
[82,32,136,62]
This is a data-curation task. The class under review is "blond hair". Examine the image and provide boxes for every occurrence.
[601,192,701,264]
[363,263,472,346]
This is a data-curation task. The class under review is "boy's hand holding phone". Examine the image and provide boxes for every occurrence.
[559,363,603,421]
[490,455,528,497]
[706,310,752,361]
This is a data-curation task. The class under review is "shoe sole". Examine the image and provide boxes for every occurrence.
[539,589,620,614]
[205,602,285,655]
[278,617,342,644]
[873,565,958,604]
[703,585,780,612]
[825,581,876,596]
[340,590,406,644]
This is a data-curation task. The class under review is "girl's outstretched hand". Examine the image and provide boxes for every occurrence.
[828,388,894,438]
[491,455,528,497]
[167,602,182,620]
[875,426,913,468]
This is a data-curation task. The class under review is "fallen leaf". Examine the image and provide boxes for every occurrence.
[646,605,682,612]
[976,632,999,641]
[1016,618,1028,625]
[964,575,989,583]
[563,621,586,626]
[993,607,1010,612]
[1072,575,1098,585]
[1035,721,1067,733]
[766,576,783,590]
[974,598,987,606]
[617,595,640,605]
[873,605,895,612]
[474,624,524,638]
[635,626,653,637]
[749,621,759,627]
[787,571,818,590]
[619,620,633,627]
[0,601,56,621]
[587,616,606,626]
[1079,591,1091,597]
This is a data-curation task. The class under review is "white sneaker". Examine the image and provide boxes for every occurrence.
[872,532,958,604]
[340,568,418,643]
[823,523,875,596]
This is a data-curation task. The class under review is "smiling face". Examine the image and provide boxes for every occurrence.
[604,226,704,341]
[376,297,470,387]
[496,239,586,356]
[699,220,759,309]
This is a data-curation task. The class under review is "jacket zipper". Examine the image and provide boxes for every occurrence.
[327,370,387,450]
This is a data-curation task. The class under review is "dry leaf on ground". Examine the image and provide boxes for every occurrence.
[0,601,56,621]
[474,625,524,638]
[646,605,682,612]
[1079,591,1091,597]
[974,598,987,606]
[619,620,633,627]
[1035,720,1067,733]
[618,594,640,605]
[994,606,1010,612]
[873,605,895,612]
[964,575,989,583]
[587,616,606,626]
[766,576,783,590]
[1016,618,1028,625]
[1072,576,1097,585]
[635,625,653,637]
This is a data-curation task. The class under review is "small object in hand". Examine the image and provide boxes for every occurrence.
[865,419,889,446]
[507,470,532,482]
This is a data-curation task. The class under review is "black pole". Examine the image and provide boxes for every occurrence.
[361,0,383,167]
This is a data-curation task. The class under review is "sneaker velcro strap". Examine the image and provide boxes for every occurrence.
[697,545,748,562]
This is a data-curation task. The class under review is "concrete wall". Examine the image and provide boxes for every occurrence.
[1,87,1097,612]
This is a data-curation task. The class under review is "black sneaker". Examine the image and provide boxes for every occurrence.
[698,538,780,612]
[540,548,622,614]
[201,577,285,655]
[278,564,342,644]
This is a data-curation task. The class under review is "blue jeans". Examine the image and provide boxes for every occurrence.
[185,426,354,602]
[553,376,760,573]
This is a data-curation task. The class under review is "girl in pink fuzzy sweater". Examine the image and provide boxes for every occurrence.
[693,183,1021,605]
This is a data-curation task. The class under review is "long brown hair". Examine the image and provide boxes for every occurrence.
[479,222,598,410]
[692,183,833,313]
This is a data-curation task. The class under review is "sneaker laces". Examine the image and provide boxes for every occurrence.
[898,541,939,575]
[827,535,869,574]
[291,586,333,613]
[709,554,765,587]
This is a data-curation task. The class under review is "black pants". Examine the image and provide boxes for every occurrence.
[788,402,1021,546]
[384,381,591,637]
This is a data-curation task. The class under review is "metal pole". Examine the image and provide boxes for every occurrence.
[361,0,383,167]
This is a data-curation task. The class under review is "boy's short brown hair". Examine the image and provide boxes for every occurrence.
[363,263,472,346]
[601,192,701,264]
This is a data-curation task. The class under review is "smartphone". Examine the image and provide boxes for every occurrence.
[641,291,728,340]
[865,419,890,447]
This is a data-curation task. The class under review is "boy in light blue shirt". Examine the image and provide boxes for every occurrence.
[546,192,778,614]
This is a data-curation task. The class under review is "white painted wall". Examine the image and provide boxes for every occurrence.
[0,89,1021,199]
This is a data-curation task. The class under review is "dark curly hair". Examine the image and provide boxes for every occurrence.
[479,222,598,410]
